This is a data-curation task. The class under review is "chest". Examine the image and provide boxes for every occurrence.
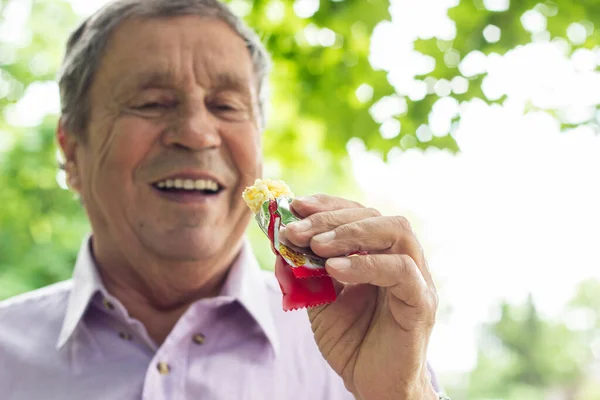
[6,347,329,400]
[5,324,336,400]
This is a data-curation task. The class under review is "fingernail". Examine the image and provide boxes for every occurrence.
[313,231,335,243]
[327,257,351,270]
[295,196,318,204]
[288,219,312,232]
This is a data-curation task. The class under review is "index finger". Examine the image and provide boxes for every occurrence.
[291,194,364,218]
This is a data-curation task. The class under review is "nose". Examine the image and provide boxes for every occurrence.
[162,101,221,151]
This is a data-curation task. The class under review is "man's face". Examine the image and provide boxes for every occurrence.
[69,16,262,263]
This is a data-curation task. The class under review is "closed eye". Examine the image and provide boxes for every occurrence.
[135,102,171,110]
[214,104,238,112]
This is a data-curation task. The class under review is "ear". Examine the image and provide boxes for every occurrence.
[57,118,82,193]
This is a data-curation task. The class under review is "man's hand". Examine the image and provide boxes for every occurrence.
[279,195,439,400]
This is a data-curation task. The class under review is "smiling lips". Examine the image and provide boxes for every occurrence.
[154,178,220,192]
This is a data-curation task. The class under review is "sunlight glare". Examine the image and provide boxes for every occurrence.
[483,24,501,43]
[293,0,319,19]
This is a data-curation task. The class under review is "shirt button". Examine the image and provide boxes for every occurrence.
[157,362,170,375]
[192,333,206,345]
[119,332,133,341]
[103,299,115,311]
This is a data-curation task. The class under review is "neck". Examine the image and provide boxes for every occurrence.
[91,237,241,345]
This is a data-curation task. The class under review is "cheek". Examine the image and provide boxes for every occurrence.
[223,123,262,183]
[88,117,160,200]
[105,119,157,173]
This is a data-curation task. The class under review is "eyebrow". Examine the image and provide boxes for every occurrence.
[212,72,252,94]
[130,70,178,90]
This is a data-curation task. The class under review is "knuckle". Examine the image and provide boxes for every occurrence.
[313,193,328,203]
[419,290,438,326]
[397,255,428,298]
[365,207,381,217]
[351,200,364,209]
[421,291,438,320]
[335,223,369,252]
[424,301,437,328]
[317,212,338,229]
[394,215,412,231]
[335,221,359,238]
[311,194,363,210]
[395,254,412,276]
[331,226,355,250]
[414,308,436,330]
[361,255,379,276]
[414,293,435,323]
[399,298,432,330]
[430,289,440,310]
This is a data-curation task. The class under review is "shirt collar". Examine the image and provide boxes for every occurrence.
[57,234,107,350]
[57,236,280,355]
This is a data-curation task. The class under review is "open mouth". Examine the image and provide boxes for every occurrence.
[151,178,224,196]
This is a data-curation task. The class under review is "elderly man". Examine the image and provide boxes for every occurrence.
[0,0,445,399]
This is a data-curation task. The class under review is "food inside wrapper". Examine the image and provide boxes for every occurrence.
[243,179,336,311]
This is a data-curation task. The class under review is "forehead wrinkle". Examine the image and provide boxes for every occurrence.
[187,28,255,94]
[95,17,257,107]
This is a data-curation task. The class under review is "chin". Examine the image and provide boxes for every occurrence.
[147,230,236,263]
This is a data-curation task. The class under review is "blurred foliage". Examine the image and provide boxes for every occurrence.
[1,0,600,398]
[450,280,600,400]
[0,0,86,298]
[1,0,599,292]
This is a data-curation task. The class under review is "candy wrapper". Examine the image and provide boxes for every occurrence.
[243,179,336,311]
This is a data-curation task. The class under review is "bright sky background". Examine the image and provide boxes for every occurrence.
[8,0,599,380]
[356,0,600,377]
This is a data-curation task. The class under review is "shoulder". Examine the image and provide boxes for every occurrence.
[0,280,72,349]
[0,280,72,316]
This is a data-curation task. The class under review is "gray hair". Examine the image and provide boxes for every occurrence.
[58,0,271,141]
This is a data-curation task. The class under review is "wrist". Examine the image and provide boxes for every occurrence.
[410,371,439,400]
[416,383,439,400]
[352,370,442,400]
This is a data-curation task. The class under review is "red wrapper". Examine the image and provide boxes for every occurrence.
[266,199,336,311]
[274,255,336,311]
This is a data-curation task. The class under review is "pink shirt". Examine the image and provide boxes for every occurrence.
[0,237,439,399]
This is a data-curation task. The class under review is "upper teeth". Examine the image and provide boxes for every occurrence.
[155,179,219,191]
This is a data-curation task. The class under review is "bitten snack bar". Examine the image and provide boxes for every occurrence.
[243,179,337,311]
